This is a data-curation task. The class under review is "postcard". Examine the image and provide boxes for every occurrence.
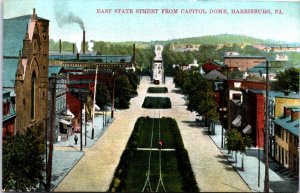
[2,0,300,192]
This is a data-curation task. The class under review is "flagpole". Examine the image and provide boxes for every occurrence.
[91,65,98,139]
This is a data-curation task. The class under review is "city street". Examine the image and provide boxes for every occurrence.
[54,76,251,192]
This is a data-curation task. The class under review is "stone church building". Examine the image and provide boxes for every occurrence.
[3,9,49,135]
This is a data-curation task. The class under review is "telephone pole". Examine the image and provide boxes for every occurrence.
[264,60,270,193]
[45,74,57,192]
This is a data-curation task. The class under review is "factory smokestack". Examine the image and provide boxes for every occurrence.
[83,30,86,54]
[73,43,75,54]
[59,39,62,54]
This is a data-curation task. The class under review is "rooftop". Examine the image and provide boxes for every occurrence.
[274,116,299,137]
[248,89,300,99]
[224,55,266,59]
[49,54,132,63]
[3,58,18,88]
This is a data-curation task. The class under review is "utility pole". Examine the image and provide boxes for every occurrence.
[111,71,115,118]
[46,74,56,192]
[264,60,270,193]
[80,101,83,151]
[85,103,87,147]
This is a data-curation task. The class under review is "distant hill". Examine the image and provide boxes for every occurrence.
[162,34,278,45]
[49,34,291,52]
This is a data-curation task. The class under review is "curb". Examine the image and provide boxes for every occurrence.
[205,127,253,192]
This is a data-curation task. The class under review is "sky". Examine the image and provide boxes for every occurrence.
[3,0,300,46]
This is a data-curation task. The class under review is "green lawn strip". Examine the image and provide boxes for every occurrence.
[147,87,168,93]
[109,117,199,192]
[142,97,171,109]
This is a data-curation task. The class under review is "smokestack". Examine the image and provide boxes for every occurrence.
[73,43,75,54]
[83,30,85,54]
[59,39,62,54]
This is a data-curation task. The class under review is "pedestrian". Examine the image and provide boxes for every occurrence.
[158,139,164,150]
[74,134,78,145]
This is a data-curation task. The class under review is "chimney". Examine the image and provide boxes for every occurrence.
[83,30,86,54]
[291,109,299,122]
[59,39,62,54]
[284,106,292,118]
[73,43,75,54]
[76,53,79,60]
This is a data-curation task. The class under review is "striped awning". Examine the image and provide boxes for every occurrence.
[59,119,72,125]
[243,124,252,134]
[232,115,242,127]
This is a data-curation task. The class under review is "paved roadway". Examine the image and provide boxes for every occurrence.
[54,76,251,192]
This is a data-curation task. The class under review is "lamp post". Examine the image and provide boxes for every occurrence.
[219,107,227,148]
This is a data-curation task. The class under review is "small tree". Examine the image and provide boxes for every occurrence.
[3,124,45,191]
[115,75,133,109]
[272,67,300,92]
[225,128,252,170]
[96,83,109,109]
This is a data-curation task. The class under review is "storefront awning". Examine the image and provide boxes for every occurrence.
[67,109,75,119]
[59,119,72,125]
[232,115,242,127]
[94,103,100,111]
[243,124,252,134]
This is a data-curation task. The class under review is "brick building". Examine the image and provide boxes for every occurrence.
[3,9,49,135]
[223,55,266,72]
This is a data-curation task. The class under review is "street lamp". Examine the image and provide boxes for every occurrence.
[219,107,227,148]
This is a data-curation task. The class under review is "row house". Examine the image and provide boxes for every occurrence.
[274,107,299,175]
[48,66,75,142]
[241,89,299,153]
[3,9,49,138]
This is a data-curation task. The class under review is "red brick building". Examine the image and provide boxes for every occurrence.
[223,55,266,72]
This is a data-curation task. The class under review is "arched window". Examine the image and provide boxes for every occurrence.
[31,71,36,119]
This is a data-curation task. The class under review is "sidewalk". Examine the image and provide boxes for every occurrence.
[50,113,113,191]
[209,123,299,192]
[54,113,113,148]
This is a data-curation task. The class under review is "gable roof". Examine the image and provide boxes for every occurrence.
[48,66,64,77]
[203,69,227,80]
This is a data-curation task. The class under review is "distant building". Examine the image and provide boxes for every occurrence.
[275,53,289,61]
[247,62,277,81]
[223,55,266,72]
[170,44,200,52]
[253,44,300,52]
[202,58,224,73]
[3,9,49,135]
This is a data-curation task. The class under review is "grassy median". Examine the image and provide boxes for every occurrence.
[109,117,199,192]
[147,87,168,93]
[142,97,171,109]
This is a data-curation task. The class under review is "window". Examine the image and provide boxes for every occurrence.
[286,132,288,143]
[285,150,288,164]
[31,71,36,119]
